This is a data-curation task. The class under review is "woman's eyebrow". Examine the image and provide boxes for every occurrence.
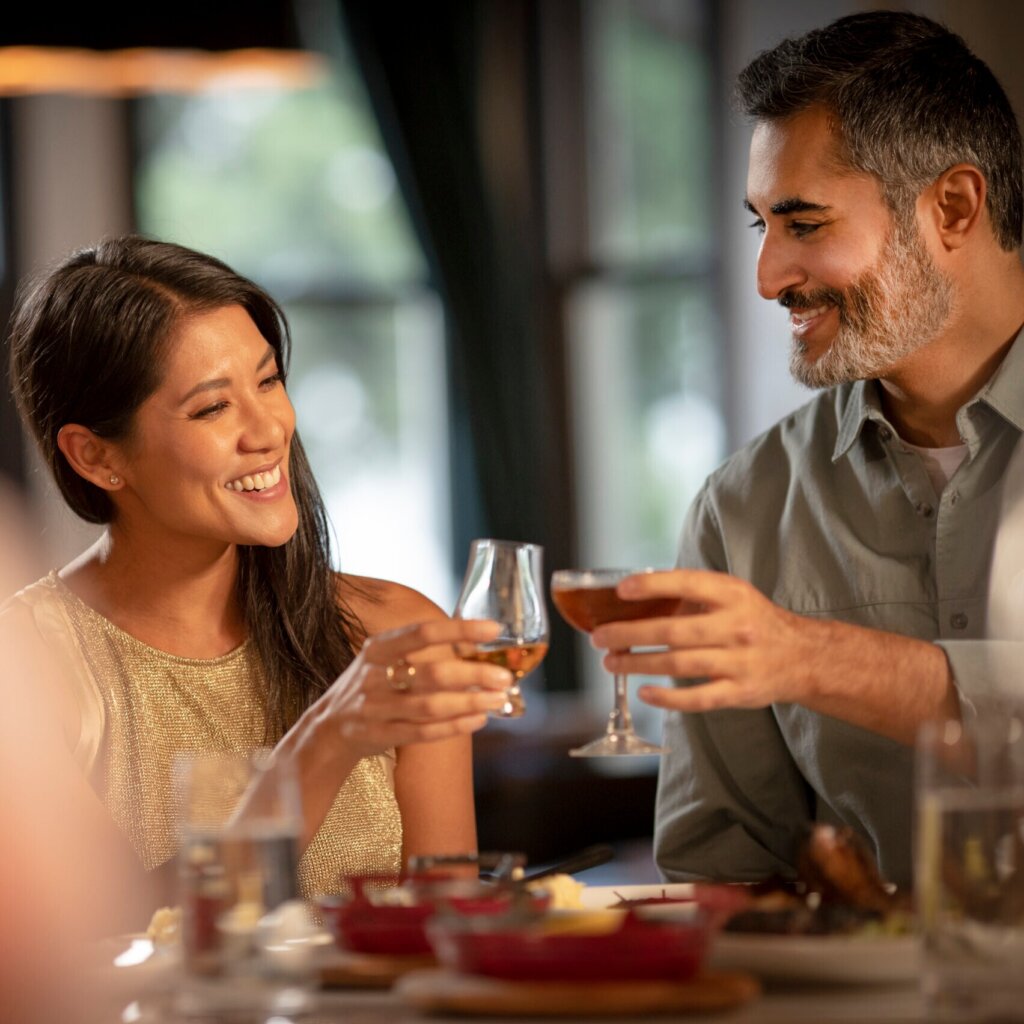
[178,347,277,406]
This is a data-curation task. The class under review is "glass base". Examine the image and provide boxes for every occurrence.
[175,975,316,1019]
[570,731,665,757]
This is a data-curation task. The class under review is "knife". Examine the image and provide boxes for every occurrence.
[516,843,615,885]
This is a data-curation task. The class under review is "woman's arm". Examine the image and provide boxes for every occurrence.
[268,577,505,854]
[351,580,477,861]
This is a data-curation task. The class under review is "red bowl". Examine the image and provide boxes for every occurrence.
[427,909,713,982]
[318,876,549,957]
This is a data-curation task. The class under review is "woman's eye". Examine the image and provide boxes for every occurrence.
[260,371,284,389]
[191,401,228,420]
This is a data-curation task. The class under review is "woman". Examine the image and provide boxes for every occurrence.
[1,236,511,921]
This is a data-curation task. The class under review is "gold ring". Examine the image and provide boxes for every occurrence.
[385,659,416,693]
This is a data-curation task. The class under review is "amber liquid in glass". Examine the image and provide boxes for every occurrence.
[552,586,679,633]
[459,641,549,676]
[458,641,549,718]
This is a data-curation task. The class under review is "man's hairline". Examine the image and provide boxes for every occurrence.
[748,104,955,232]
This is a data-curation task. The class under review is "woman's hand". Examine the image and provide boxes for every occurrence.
[311,618,513,759]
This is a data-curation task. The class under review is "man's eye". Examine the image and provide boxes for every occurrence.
[748,218,766,235]
[790,221,822,238]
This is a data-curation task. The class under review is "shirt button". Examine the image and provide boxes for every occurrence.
[878,426,893,441]
[950,613,969,630]
[915,502,934,518]
[949,490,960,505]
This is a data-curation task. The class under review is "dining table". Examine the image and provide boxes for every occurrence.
[108,975,927,1024]
[97,900,931,1024]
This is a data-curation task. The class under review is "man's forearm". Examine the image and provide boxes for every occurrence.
[799,617,960,745]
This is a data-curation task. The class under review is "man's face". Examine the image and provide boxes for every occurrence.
[745,106,953,388]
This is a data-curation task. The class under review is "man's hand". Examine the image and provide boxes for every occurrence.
[589,569,957,745]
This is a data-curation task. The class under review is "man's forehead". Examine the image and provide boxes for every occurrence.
[746,107,866,210]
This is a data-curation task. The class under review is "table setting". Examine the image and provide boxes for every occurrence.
[85,543,1024,1023]
[91,857,929,1024]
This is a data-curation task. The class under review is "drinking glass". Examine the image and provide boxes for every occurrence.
[453,539,548,718]
[175,750,316,1017]
[916,713,1024,1020]
[551,569,677,757]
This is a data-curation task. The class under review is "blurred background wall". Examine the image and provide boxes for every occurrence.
[0,0,1018,875]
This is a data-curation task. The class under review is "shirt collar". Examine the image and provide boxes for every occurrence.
[832,379,888,462]
[973,326,1024,433]
[832,327,1024,461]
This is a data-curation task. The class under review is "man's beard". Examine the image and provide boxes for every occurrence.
[784,217,954,389]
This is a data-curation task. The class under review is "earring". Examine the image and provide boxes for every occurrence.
[109,474,119,485]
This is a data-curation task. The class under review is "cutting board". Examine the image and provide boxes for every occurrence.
[395,968,760,1016]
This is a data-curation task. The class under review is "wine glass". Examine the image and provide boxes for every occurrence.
[551,569,678,757]
[453,539,548,718]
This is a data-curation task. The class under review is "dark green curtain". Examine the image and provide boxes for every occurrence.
[0,102,25,487]
[338,0,578,688]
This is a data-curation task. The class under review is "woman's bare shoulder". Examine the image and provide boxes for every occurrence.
[334,573,447,637]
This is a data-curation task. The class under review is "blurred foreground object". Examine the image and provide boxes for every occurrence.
[0,483,136,1023]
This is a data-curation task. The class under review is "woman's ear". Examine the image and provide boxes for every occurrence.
[925,163,986,250]
[56,425,124,491]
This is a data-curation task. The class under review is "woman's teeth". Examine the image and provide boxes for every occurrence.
[225,464,282,492]
[790,305,829,325]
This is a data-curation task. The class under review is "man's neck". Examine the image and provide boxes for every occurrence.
[877,256,1024,447]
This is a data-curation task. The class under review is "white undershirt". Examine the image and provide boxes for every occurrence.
[901,439,969,495]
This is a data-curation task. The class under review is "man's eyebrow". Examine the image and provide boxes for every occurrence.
[745,196,830,216]
[178,346,277,405]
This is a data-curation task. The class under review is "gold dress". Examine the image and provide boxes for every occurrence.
[2,572,403,896]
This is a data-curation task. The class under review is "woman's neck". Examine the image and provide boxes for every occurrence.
[60,529,247,658]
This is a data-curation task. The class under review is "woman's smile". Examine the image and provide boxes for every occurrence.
[224,462,284,493]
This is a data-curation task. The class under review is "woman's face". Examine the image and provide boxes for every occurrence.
[112,304,299,551]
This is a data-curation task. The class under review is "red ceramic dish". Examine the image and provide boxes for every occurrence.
[319,897,436,956]
[427,910,713,982]
[318,876,550,957]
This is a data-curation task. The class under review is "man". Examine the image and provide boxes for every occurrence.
[590,10,1024,889]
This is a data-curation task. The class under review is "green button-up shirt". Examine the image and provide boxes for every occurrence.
[654,333,1024,889]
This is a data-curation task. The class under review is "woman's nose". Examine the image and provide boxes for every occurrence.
[756,232,806,301]
[239,394,290,452]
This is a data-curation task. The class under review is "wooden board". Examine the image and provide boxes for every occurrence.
[319,950,436,989]
[395,968,760,1016]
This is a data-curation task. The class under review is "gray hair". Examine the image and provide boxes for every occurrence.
[736,10,1022,250]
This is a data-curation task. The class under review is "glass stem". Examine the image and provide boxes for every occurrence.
[607,674,634,735]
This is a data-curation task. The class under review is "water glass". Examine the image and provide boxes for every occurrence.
[916,714,1024,1020]
[175,750,316,1017]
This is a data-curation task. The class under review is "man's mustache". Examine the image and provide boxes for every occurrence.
[778,287,844,311]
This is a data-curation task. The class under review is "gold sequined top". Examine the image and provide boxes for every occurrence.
[2,572,403,896]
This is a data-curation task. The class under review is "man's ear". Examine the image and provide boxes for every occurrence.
[56,425,124,491]
[924,163,987,250]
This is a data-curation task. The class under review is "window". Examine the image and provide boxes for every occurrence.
[134,56,456,608]
[555,0,724,736]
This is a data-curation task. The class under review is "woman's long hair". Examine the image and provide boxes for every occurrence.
[8,235,364,737]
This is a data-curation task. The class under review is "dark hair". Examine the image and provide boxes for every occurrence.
[8,235,364,737]
[736,10,1023,251]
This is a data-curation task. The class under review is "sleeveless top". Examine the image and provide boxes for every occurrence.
[2,572,403,896]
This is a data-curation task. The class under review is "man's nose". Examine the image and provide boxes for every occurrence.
[756,233,806,301]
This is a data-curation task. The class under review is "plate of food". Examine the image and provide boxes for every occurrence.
[580,826,921,985]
